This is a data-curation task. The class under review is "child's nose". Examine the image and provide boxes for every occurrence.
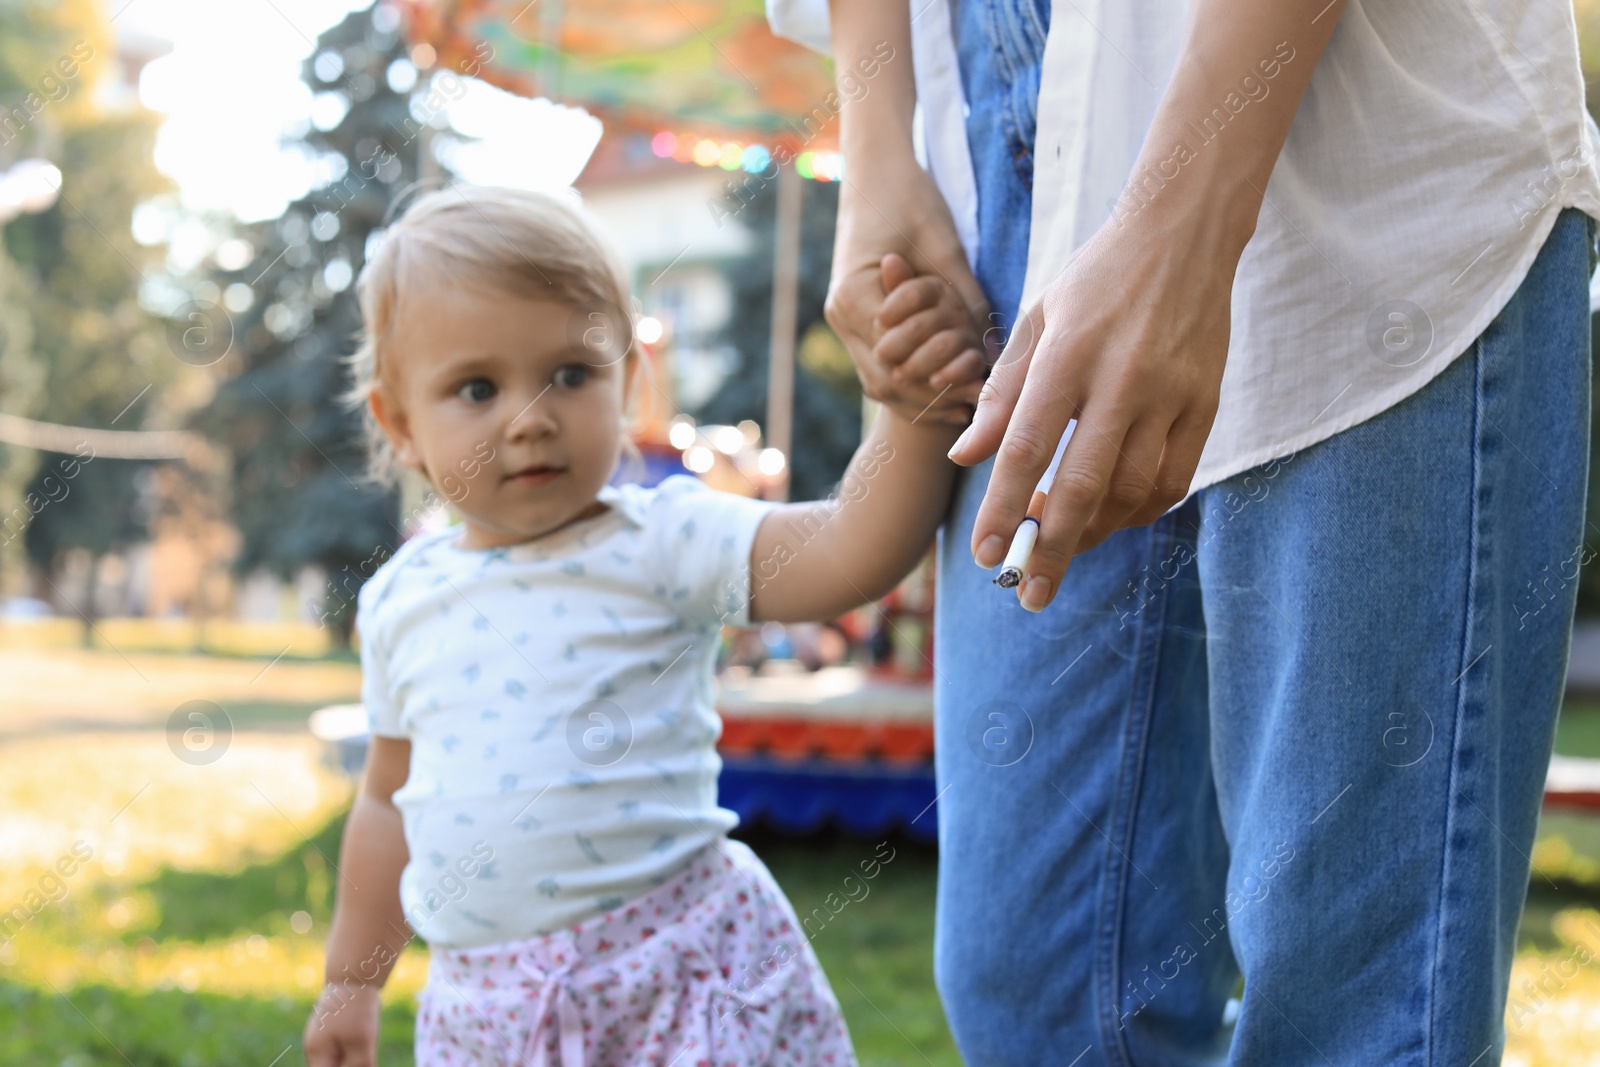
[505,394,559,439]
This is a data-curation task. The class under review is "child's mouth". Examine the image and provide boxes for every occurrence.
[506,466,564,486]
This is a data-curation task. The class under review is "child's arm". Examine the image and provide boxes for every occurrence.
[748,260,980,625]
[303,736,414,1066]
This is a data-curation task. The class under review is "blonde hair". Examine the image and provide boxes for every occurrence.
[342,184,649,488]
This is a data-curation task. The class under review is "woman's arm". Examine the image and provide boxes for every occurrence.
[748,409,962,624]
[948,0,1349,612]
[826,0,988,425]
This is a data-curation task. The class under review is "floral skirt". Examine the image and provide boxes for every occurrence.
[414,836,859,1067]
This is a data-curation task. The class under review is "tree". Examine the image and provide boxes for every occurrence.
[192,2,421,646]
[695,175,861,502]
[0,0,175,637]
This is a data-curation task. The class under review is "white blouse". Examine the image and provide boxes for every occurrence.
[771,0,1600,497]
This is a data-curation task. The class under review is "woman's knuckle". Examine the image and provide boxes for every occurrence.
[1104,476,1146,512]
[823,296,845,333]
[997,427,1051,469]
[1153,473,1190,506]
[1028,537,1069,578]
[1054,466,1105,507]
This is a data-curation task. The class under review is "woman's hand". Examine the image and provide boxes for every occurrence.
[945,0,1349,612]
[947,207,1248,611]
[829,160,990,426]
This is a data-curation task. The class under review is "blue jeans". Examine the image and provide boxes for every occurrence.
[939,5,1598,1063]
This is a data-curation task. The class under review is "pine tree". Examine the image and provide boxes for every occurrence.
[694,176,861,502]
[192,2,422,646]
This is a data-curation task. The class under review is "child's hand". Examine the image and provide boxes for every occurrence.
[871,252,989,422]
[303,982,383,1067]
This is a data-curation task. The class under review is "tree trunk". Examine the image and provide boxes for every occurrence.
[79,550,100,649]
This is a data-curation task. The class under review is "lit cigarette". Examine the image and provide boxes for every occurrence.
[994,490,1046,588]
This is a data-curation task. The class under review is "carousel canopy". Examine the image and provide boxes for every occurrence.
[398,0,839,149]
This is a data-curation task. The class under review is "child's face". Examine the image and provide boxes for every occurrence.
[372,284,631,550]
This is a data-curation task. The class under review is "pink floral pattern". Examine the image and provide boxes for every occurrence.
[414,838,858,1067]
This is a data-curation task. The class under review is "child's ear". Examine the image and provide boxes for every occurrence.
[368,387,423,471]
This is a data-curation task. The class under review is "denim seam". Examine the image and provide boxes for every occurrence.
[1094,517,1170,1067]
[983,0,1042,190]
[1426,334,1483,1067]
[983,8,1026,188]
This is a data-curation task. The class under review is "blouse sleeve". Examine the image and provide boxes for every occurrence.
[355,578,406,738]
[645,474,780,631]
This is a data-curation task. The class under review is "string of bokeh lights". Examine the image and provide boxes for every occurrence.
[648,131,843,182]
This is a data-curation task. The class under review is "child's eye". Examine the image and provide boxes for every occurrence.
[553,364,589,389]
[457,378,496,403]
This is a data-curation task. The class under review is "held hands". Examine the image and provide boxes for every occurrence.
[827,158,989,426]
[946,213,1243,612]
[871,253,990,425]
[303,981,383,1067]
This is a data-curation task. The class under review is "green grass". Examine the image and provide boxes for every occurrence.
[1556,697,1600,758]
[0,980,417,1067]
[736,828,960,1066]
[119,814,344,945]
[0,805,956,1065]
[16,679,1600,1065]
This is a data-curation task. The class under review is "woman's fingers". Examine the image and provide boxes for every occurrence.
[1072,411,1172,554]
[960,345,1076,575]
[1015,403,1134,611]
[1121,402,1215,529]
[947,301,1044,470]
[942,254,992,328]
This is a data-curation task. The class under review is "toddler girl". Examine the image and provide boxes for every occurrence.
[300,185,984,1067]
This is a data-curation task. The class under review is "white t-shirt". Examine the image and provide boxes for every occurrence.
[356,474,779,949]
[770,0,1600,498]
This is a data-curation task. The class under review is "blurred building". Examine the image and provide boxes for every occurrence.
[102,17,173,110]
[575,131,751,414]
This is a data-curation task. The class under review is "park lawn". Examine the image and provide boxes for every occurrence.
[0,724,958,1066]
[7,644,1600,1064]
